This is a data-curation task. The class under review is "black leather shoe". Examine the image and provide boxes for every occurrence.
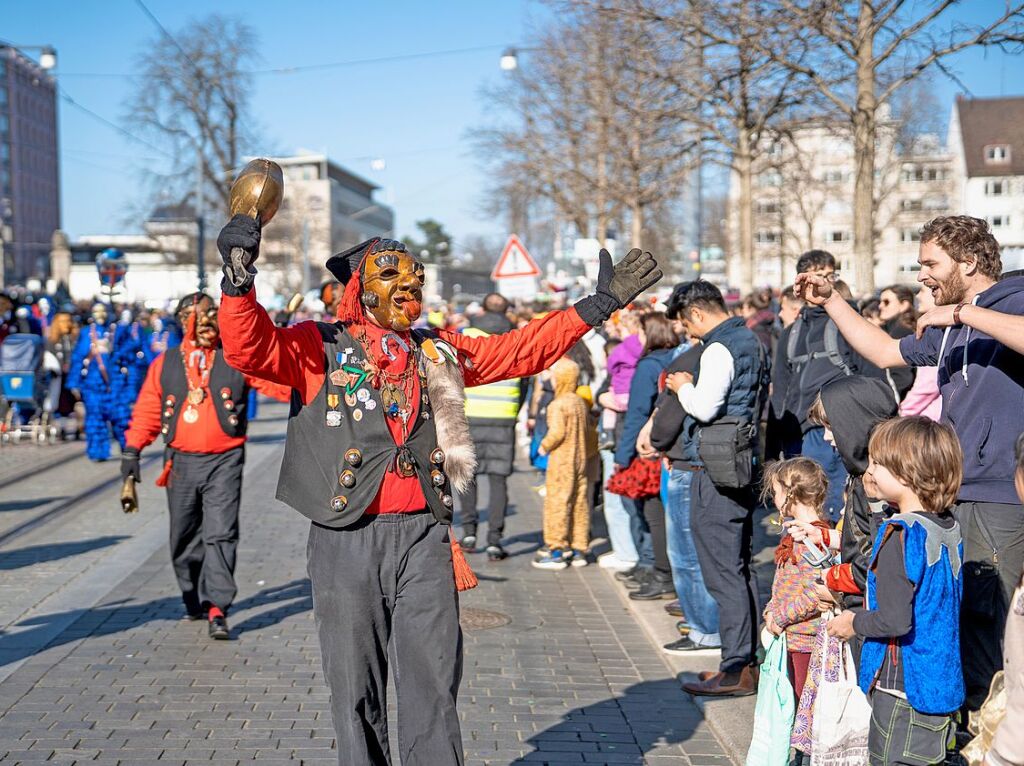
[614,565,641,582]
[208,615,230,640]
[486,544,508,561]
[623,568,652,590]
[629,572,675,600]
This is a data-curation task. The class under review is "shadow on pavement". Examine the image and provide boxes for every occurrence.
[0,535,129,570]
[511,678,710,765]
[0,578,313,667]
[0,496,68,513]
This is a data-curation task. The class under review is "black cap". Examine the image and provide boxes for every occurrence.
[325,238,412,285]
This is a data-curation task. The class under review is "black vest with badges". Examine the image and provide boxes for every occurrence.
[159,346,250,444]
[275,322,454,528]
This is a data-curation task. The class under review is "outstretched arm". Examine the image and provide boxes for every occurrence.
[917,303,1024,357]
[796,274,906,369]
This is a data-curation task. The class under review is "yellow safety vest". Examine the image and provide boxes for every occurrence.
[462,326,522,420]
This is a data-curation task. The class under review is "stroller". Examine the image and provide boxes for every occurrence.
[0,333,60,445]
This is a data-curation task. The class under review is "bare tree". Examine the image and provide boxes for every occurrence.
[762,0,1024,293]
[125,15,259,220]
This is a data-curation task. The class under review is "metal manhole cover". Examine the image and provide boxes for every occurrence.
[460,607,511,631]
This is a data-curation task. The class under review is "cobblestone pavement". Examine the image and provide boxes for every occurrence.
[0,403,736,765]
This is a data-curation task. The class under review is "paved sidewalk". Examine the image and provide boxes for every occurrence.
[0,408,736,766]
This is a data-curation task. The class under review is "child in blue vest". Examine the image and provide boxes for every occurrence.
[826,415,964,766]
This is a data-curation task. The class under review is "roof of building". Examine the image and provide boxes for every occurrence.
[955,95,1024,178]
[262,153,379,196]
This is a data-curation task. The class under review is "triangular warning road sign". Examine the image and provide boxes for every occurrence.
[492,235,541,279]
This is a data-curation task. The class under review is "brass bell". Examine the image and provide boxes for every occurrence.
[340,470,356,488]
[161,425,169,435]
[441,494,453,508]
[431,470,445,487]
[345,449,362,467]
[165,396,175,406]
[224,400,234,410]
[430,448,445,465]
[331,495,348,513]
[220,388,231,400]
[163,408,173,418]
[228,415,239,426]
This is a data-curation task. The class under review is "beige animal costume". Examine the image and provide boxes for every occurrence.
[539,358,591,552]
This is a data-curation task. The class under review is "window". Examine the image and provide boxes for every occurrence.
[828,230,850,243]
[901,198,923,212]
[756,230,780,244]
[901,228,921,243]
[758,171,782,187]
[985,145,1011,164]
[756,200,780,215]
[901,166,948,182]
[822,169,846,184]
[988,215,1010,228]
[985,180,1006,196]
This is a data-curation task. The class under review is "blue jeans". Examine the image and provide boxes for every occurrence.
[600,450,639,564]
[664,468,721,647]
[802,427,848,522]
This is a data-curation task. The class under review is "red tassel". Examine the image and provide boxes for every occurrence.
[450,531,478,592]
[155,459,173,488]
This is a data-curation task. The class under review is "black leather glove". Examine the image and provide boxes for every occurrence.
[121,448,141,482]
[575,248,663,326]
[217,214,261,297]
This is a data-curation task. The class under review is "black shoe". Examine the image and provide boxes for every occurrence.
[208,615,230,640]
[181,611,205,622]
[662,636,721,654]
[629,573,675,600]
[486,544,508,561]
[623,568,652,590]
[614,565,641,582]
[460,535,477,553]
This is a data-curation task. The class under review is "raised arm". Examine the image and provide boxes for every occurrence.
[917,302,1024,357]
[796,274,906,369]
[446,247,663,387]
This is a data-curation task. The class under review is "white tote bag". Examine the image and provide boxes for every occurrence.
[810,626,871,766]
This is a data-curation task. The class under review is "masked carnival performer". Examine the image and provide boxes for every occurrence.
[69,302,133,461]
[121,293,290,639]
[215,212,662,765]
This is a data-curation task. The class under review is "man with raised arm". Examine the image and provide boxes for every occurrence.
[796,214,1024,709]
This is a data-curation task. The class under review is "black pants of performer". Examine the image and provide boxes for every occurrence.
[953,500,1024,709]
[166,447,244,614]
[691,470,760,673]
[460,473,507,546]
[307,511,464,766]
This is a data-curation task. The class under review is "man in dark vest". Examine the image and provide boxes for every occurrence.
[214,212,662,766]
[120,293,290,639]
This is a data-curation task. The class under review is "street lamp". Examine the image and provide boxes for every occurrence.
[500,48,519,71]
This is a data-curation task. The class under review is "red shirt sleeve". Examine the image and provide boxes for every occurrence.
[219,290,325,405]
[441,307,591,387]
[825,563,862,595]
[125,354,166,452]
[245,374,292,403]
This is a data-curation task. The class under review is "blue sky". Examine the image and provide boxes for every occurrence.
[3,0,1021,250]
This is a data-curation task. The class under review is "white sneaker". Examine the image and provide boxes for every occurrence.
[598,553,638,572]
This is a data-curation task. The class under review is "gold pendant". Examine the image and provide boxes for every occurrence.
[182,405,199,424]
[188,387,205,406]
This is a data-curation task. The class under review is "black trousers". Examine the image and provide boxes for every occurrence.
[953,500,1024,709]
[165,446,244,614]
[691,470,760,672]
[639,495,670,576]
[459,473,508,546]
[307,512,464,766]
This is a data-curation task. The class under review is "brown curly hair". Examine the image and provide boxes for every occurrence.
[868,416,963,514]
[920,215,1002,280]
[760,457,829,520]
